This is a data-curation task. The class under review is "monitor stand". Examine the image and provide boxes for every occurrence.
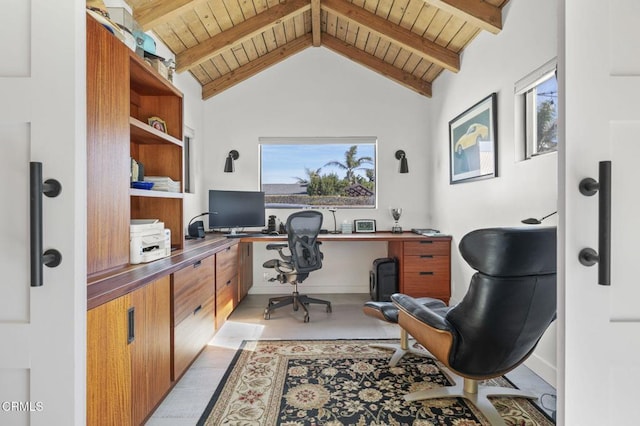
[226,228,247,238]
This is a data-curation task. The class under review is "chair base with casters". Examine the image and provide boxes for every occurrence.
[362,298,448,366]
[404,377,536,426]
[264,283,332,323]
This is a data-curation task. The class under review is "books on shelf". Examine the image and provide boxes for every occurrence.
[144,176,181,192]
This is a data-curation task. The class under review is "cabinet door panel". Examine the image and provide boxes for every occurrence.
[131,276,171,426]
[87,295,132,426]
[86,16,130,275]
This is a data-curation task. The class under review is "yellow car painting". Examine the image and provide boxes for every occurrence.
[454,123,488,155]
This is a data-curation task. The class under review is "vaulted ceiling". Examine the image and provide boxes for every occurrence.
[125,0,509,99]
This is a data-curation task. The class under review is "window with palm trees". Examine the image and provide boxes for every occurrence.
[260,137,376,208]
[516,60,558,159]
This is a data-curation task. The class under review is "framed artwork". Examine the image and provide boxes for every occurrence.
[148,116,167,133]
[353,219,376,233]
[449,93,498,184]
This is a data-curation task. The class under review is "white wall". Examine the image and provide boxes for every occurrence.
[202,47,431,294]
[428,0,558,385]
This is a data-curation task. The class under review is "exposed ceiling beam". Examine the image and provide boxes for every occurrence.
[311,0,322,47]
[422,0,502,34]
[202,34,313,100]
[322,35,432,97]
[322,0,460,73]
[177,0,311,74]
[134,0,202,31]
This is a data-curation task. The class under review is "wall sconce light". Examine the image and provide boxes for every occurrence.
[395,150,409,173]
[224,150,239,173]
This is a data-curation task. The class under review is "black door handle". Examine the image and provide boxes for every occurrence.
[578,160,611,286]
[30,162,62,287]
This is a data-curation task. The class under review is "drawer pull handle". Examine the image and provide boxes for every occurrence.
[193,260,202,268]
[127,307,135,344]
[419,271,434,275]
[420,255,434,258]
[419,240,433,244]
[226,280,232,286]
[193,304,202,315]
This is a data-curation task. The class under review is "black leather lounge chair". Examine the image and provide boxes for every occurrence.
[392,226,557,425]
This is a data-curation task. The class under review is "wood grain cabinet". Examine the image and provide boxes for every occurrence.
[389,238,451,304]
[216,244,239,329]
[171,255,215,380]
[86,14,184,277]
[238,242,253,301]
[87,276,171,426]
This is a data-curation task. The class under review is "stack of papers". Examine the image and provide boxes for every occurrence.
[144,176,181,192]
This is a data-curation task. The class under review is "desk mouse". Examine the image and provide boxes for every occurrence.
[269,231,279,236]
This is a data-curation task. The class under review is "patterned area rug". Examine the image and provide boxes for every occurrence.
[197,339,554,425]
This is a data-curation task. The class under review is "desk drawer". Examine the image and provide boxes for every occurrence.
[172,255,214,326]
[402,255,450,302]
[403,272,449,296]
[216,244,238,284]
[403,255,450,273]
[216,274,237,328]
[172,296,214,380]
[404,240,450,256]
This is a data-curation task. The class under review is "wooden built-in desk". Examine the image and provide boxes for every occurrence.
[86,231,450,425]
[240,231,451,304]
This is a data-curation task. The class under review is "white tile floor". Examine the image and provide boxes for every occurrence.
[146,293,557,425]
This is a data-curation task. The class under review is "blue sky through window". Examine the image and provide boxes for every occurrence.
[261,143,376,184]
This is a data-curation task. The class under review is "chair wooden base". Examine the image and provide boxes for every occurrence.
[370,329,431,367]
[404,377,537,426]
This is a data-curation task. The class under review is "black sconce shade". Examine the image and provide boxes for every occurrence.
[224,150,239,173]
[395,150,409,173]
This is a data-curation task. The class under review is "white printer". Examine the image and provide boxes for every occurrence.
[130,219,171,264]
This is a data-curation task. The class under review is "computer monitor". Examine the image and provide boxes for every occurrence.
[208,190,266,235]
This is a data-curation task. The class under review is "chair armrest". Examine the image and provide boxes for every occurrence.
[266,243,288,250]
[391,293,454,333]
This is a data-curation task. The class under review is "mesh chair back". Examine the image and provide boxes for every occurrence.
[286,211,323,275]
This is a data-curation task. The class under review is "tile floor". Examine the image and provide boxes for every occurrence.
[146,293,557,425]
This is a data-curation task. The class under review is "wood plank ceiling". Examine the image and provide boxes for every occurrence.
[125,0,509,99]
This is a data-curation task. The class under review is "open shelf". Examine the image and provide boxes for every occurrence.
[130,188,184,199]
[130,117,183,146]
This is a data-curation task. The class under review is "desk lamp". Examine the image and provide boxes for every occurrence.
[521,211,557,224]
[329,208,339,234]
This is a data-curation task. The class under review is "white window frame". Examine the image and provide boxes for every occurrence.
[515,58,558,159]
[183,126,195,193]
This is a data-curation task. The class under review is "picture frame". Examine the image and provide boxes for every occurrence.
[449,93,498,184]
[148,116,167,133]
[353,219,376,233]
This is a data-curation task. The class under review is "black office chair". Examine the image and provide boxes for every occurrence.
[263,210,332,323]
[392,227,557,425]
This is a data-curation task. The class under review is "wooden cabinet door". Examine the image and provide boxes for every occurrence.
[130,276,172,425]
[87,295,133,426]
[238,242,253,301]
